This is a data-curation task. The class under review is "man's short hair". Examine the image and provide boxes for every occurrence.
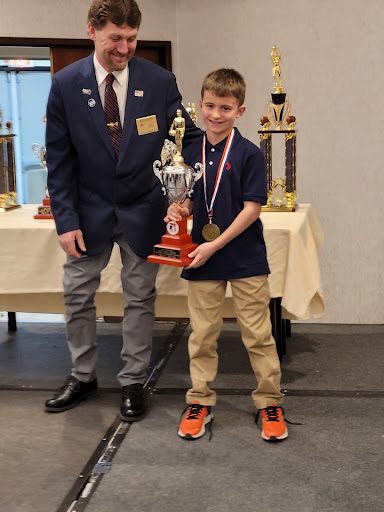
[201,68,246,106]
[88,0,141,29]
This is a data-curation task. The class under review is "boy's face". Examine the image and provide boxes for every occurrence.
[88,20,139,72]
[200,90,245,143]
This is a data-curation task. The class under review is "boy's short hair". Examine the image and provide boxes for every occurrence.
[201,68,246,106]
[88,0,141,29]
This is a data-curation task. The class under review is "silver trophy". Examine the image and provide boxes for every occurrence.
[32,143,47,169]
[153,109,202,203]
[147,110,203,267]
[32,142,52,218]
[153,139,202,204]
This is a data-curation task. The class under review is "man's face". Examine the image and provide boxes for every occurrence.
[88,20,139,72]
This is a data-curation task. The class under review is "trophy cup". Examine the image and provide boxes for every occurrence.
[32,142,53,219]
[0,113,20,212]
[258,46,297,211]
[147,110,203,267]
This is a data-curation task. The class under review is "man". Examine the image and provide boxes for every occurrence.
[45,0,200,421]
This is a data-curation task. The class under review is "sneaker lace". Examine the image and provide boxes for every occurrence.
[184,403,206,420]
[254,406,303,428]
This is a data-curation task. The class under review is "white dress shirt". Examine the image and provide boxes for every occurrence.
[93,53,129,128]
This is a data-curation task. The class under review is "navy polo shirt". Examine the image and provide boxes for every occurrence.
[181,128,270,281]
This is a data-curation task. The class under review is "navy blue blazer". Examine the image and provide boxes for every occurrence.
[46,54,201,258]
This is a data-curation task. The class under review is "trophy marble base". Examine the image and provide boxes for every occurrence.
[147,219,197,267]
[34,197,53,219]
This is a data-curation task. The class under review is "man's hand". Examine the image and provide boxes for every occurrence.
[58,230,86,258]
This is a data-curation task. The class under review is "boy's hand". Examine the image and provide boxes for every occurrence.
[185,242,216,268]
[164,203,190,223]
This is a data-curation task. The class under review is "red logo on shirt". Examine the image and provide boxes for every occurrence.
[225,162,232,171]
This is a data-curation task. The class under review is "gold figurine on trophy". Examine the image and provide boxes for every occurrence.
[168,109,185,164]
[258,46,297,211]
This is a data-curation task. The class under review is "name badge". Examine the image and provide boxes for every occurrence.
[136,115,159,135]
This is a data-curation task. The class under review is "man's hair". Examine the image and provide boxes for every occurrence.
[88,0,141,29]
[201,68,246,106]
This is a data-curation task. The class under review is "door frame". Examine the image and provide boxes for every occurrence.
[0,37,172,71]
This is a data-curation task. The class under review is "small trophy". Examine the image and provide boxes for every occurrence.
[0,113,20,212]
[32,142,53,219]
[185,102,198,124]
[258,46,297,211]
[147,110,203,267]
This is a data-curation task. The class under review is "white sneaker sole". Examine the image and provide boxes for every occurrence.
[261,429,288,442]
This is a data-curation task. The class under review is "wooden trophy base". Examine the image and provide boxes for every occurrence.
[34,197,53,219]
[0,204,21,212]
[147,218,196,267]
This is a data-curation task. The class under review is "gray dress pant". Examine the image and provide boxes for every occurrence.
[63,224,158,386]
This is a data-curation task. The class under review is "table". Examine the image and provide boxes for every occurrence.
[0,204,324,355]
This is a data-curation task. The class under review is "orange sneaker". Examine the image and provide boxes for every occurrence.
[259,405,288,442]
[178,403,213,440]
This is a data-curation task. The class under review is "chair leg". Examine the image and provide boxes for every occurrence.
[284,319,291,337]
[8,312,17,332]
[269,298,283,360]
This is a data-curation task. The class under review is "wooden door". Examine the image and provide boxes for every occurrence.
[50,40,172,73]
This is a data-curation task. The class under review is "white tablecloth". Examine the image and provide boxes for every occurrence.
[0,204,324,320]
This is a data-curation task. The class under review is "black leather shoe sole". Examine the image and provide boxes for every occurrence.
[45,388,98,413]
[119,409,146,422]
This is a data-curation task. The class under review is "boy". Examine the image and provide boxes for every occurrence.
[165,68,287,442]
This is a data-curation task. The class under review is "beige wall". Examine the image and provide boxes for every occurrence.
[177,0,384,324]
[0,0,176,40]
[1,0,383,323]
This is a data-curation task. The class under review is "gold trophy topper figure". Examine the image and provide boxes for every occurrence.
[168,109,185,164]
[271,46,283,93]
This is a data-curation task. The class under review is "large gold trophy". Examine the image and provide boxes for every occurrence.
[258,46,297,211]
[0,111,20,212]
[147,110,203,267]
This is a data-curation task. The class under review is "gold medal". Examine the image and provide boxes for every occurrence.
[202,223,221,241]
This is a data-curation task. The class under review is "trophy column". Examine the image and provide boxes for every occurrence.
[0,118,20,212]
[258,46,297,212]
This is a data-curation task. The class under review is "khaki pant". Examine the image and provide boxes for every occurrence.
[186,276,283,410]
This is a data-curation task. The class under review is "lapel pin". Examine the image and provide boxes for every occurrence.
[134,90,144,97]
[82,88,92,95]
[88,98,96,107]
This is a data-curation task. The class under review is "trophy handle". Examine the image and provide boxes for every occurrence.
[188,162,203,196]
[153,160,167,195]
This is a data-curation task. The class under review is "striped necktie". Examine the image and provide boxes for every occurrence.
[104,73,122,156]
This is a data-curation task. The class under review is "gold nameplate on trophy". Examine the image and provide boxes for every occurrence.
[258,46,297,212]
[136,115,159,135]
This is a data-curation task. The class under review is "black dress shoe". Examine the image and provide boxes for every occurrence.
[45,376,98,412]
[120,383,147,422]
